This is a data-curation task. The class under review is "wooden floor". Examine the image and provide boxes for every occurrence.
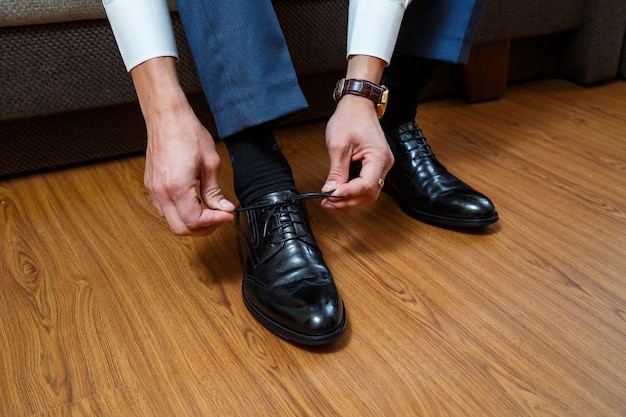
[1,79,625,416]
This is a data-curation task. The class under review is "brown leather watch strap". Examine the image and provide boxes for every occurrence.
[333,78,383,102]
[333,78,388,118]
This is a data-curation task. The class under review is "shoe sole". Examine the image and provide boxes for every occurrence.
[383,187,499,228]
[242,286,347,346]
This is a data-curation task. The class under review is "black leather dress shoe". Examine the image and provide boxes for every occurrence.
[237,190,346,345]
[384,122,499,227]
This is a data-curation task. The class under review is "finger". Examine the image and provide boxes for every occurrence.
[342,157,386,198]
[355,156,387,194]
[321,177,381,211]
[321,158,386,211]
[162,190,233,237]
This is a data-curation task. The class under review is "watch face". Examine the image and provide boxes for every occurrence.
[380,86,389,105]
[333,78,346,102]
[376,86,389,119]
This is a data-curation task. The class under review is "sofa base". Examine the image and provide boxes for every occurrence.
[0,71,344,179]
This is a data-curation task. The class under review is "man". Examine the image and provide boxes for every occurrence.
[103,0,497,345]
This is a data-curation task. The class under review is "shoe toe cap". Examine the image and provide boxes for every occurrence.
[272,283,345,336]
[244,278,346,342]
[300,295,345,335]
[447,191,496,218]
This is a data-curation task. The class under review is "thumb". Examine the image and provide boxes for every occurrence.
[200,178,235,213]
[321,180,339,194]
[198,155,236,212]
[202,185,235,212]
[322,169,350,194]
[322,151,351,193]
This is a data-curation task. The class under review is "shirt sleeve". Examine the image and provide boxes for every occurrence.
[347,0,411,65]
[103,0,178,71]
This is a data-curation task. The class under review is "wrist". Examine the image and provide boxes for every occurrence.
[131,57,189,119]
[346,55,386,83]
[142,87,189,119]
[335,93,379,117]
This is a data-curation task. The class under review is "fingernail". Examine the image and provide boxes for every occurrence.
[322,181,338,193]
[322,201,336,211]
[220,198,235,209]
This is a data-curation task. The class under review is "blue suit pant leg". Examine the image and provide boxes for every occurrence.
[175,0,308,138]
[395,0,487,65]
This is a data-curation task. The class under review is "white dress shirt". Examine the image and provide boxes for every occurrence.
[348,0,411,65]
[103,0,411,71]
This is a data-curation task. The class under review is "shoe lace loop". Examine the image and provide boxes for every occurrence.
[401,127,434,158]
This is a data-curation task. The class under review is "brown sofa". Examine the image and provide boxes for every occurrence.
[1,0,625,178]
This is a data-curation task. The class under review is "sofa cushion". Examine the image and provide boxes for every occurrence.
[0,0,177,27]
[621,29,626,79]
[475,0,585,44]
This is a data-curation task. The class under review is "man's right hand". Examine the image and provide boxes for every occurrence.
[131,57,235,237]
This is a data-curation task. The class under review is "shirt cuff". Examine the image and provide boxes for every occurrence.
[104,0,178,71]
[347,0,408,65]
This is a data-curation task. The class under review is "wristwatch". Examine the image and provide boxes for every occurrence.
[333,78,389,119]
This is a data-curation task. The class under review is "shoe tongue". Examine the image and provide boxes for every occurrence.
[255,190,297,206]
[276,205,300,238]
[397,123,424,141]
[396,121,417,132]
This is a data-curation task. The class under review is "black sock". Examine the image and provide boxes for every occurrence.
[380,55,438,132]
[224,125,295,206]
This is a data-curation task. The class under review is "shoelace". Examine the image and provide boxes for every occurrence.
[401,127,435,158]
[234,192,343,212]
[236,192,345,241]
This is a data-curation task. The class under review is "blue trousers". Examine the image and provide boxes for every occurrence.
[175,0,485,138]
[396,0,486,64]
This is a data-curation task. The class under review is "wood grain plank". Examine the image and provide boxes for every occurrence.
[1,79,624,416]
[0,176,136,417]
